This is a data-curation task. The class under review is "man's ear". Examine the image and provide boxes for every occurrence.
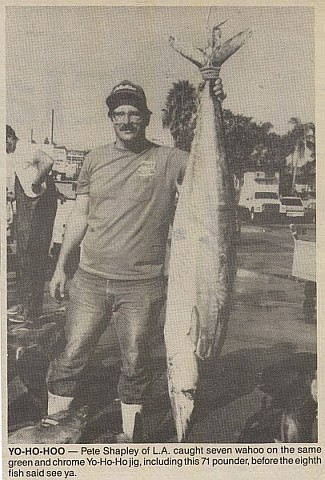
[143,112,151,127]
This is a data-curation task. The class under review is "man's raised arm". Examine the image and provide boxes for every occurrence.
[31,150,54,194]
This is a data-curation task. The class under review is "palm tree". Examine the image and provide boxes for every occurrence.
[305,122,315,159]
[162,80,198,152]
[162,80,291,184]
[288,118,315,194]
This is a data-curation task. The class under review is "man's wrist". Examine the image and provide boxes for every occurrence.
[55,256,67,270]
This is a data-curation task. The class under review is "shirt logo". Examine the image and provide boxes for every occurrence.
[138,160,156,177]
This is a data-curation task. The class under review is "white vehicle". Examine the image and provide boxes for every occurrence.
[280,196,304,219]
[238,171,281,223]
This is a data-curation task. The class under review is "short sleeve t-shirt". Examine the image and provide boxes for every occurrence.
[77,142,188,280]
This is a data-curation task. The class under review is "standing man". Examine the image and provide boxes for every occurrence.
[47,79,224,441]
[6,125,58,327]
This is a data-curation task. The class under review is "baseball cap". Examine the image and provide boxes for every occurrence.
[106,80,152,115]
[6,125,18,140]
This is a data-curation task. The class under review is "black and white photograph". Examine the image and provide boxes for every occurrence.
[3,3,321,476]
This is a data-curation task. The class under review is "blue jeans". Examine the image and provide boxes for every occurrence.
[47,268,165,404]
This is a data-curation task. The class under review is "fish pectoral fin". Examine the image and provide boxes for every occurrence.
[189,305,200,346]
[189,305,211,359]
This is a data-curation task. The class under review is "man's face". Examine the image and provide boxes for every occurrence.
[6,135,17,154]
[110,105,147,144]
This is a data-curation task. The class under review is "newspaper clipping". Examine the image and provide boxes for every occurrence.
[2,2,323,479]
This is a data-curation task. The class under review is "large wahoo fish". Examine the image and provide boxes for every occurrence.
[165,25,252,442]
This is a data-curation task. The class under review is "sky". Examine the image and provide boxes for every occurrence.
[6,5,314,150]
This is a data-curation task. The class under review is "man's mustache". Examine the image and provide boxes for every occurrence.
[119,124,138,132]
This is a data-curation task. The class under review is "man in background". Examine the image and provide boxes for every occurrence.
[6,125,58,327]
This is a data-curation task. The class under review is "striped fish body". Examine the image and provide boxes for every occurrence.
[164,80,237,442]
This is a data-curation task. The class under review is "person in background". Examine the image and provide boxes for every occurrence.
[46,79,225,442]
[6,188,14,240]
[6,125,58,327]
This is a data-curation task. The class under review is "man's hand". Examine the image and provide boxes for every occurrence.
[213,78,226,102]
[31,182,42,195]
[57,191,68,205]
[6,191,15,202]
[50,266,67,303]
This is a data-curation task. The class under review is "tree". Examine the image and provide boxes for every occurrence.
[287,118,315,193]
[162,80,286,178]
[162,80,314,195]
[162,80,198,152]
[223,110,278,176]
[305,123,315,158]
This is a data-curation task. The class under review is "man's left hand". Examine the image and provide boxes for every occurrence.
[213,78,226,102]
[31,182,42,195]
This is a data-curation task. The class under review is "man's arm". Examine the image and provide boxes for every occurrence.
[31,150,54,194]
[49,194,89,300]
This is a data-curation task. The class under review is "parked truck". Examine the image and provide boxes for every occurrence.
[279,196,305,221]
[238,171,281,223]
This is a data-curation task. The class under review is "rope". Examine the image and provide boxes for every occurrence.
[199,66,220,80]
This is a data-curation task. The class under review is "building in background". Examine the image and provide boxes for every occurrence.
[66,149,88,180]
[31,142,87,181]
